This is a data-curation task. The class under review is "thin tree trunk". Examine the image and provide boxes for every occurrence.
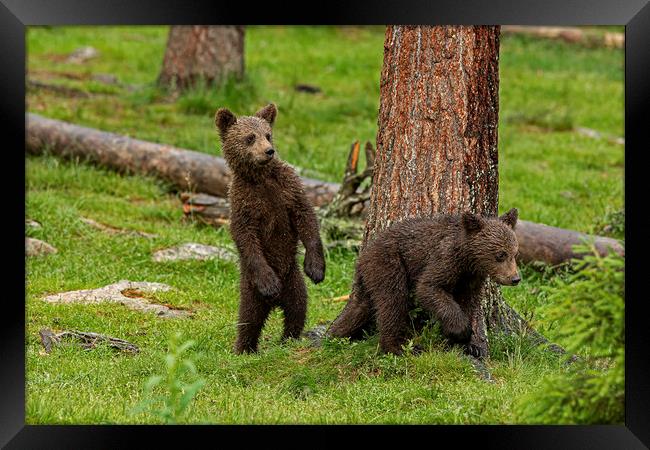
[158,26,245,90]
[330,26,528,355]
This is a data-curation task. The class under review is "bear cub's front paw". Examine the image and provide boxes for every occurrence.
[256,268,282,297]
[464,342,488,359]
[304,252,325,284]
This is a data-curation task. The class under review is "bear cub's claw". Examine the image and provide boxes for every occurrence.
[464,343,488,359]
[256,268,282,297]
[411,344,425,356]
[304,252,325,284]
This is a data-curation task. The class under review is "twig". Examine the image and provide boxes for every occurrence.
[27,79,90,98]
[326,294,350,302]
[39,328,140,353]
[80,217,157,238]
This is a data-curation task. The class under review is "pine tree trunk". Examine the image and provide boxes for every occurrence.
[330,25,534,355]
[158,26,245,90]
[364,25,500,240]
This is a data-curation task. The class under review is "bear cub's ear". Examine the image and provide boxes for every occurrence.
[255,103,277,126]
[499,208,518,229]
[462,211,484,233]
[215,108,237,136]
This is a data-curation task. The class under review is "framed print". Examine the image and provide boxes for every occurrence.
[3,0,648,447]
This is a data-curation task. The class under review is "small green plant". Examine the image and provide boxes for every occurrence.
[516,243,624,424]
[284,370,318,400]
[594,208,625,239]
[131,332,206,424]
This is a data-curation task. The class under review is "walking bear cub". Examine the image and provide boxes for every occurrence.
[327,209,520,357]
[215,103,326,354]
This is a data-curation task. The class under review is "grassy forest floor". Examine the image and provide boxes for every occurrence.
[26,26,624,424]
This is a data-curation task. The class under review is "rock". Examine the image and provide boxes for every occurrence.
[41,280,190,318]
[26,238,57,256]
[26,219,42,229]
[152,243,237,263]
[66,46,100,64]
[303,324,329,347]
[468,355,495,383]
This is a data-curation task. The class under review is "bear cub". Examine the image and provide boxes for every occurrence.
[327,209,521,357]
[215,103,326,354]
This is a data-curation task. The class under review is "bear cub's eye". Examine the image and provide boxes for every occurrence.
[245,134,255,145]
[496,251,508,262]
[266,133,272,142]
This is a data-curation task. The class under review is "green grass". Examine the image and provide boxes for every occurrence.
[25,26,623,424]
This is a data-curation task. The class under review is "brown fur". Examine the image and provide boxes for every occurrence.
[328,209,520,357]
[215,103,325,354]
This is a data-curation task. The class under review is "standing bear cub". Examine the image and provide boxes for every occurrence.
[328,209,520,357]
[215,103,326,354]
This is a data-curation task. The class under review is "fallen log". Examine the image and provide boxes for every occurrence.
[25,113,338,207]
[179,192,624,266]
[26,114,623,266]
[180,192,231,227]
[501,25,624,49]
[515,220,624,266]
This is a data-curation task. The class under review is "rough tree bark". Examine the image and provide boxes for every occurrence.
[158,26,245,90]
[329,25,535,356]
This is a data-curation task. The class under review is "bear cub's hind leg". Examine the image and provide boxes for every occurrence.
[376,296,410,355]
[367,265,411,355]
[279,267,308,342]
[234,285,273,354]
[327,274,373,341]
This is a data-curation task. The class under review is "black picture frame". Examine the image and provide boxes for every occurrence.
[4,0,649,447]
